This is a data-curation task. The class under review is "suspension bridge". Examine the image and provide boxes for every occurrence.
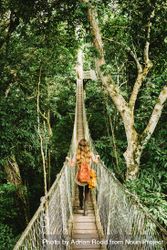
[14,51,167,250]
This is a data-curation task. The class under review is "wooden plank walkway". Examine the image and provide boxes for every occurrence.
[71,189,104,250]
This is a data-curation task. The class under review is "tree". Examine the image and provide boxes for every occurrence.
[0,1,78,246]
[80,0,167,180]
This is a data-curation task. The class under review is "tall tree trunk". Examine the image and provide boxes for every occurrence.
[4,155,29,224]
[124,135,143,180]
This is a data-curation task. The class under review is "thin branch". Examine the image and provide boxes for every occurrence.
[144,9,155,65]
[129,8,155,110]
[141,85,167,147]
[129,73,144,109]
[36,65,48,196]
[39,110,48,121]
[103,37,145,112]
[104,37,142,72]
[5,83,14,97]
[37,66,42,134]
[104,9,155,112]
[27,94,36,100]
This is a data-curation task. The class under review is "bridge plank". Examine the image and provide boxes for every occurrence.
[73,217,95,223]
[72,245,101,249]
[73,222,97,230]
[72,234,99,239]
[74,210,94,215]
[72,188,103,250]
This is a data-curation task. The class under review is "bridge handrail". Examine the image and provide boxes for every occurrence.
[13,61,80,250]
[81,76,167,248]
[13,53,167,250]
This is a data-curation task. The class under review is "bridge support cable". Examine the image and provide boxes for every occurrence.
[75,53,167,249]
[13,159,76,250]
[14,48,167,249]
[90,159,167,249]
[13,48,87,250]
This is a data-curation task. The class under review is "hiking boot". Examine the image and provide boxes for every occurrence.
[84,210,88,216]
[80,202,83,210]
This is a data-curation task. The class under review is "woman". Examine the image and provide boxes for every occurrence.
[67,138,99,211]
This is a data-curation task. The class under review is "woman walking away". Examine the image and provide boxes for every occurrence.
[67,138,99,215]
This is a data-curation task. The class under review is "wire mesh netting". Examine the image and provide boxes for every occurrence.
[14,62,167,250]
[13,162,76,250]
[81,71,167,249]
[91,161,166,249]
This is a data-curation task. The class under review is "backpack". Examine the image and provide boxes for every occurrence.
[77,162,91,183]
[88,169,97,189]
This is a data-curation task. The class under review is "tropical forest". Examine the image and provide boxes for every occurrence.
[0,0,167,249]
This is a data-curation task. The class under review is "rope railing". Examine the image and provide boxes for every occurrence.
[13,54,85,250]
[13,161,76,250]
[13,88,79,250]
[80,76,167,250]
[13,52,167,250]
[92,161,167,249]
[76,56,167,248]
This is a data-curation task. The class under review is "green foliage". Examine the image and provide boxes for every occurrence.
[125,115,167,227]
[50,79,76,176]
[0,1,79,247]
[0,86,39,159]
[125,169,167,227]
[0,0,167,246]
[0,223,16,250]
[0,182,25,250]
[85,81,127,179]
[0,184,19,224]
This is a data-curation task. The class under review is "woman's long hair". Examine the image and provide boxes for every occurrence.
[76,139,91,167]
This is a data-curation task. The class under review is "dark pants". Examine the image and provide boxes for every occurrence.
[78,185,89,209]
